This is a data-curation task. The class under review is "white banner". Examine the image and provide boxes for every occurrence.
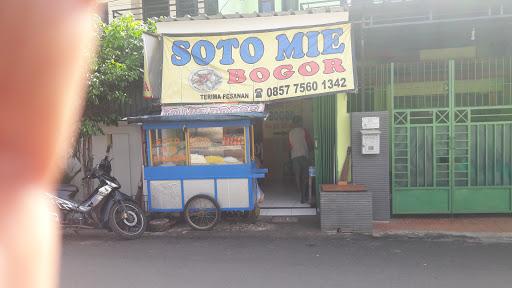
[142,33,163,99]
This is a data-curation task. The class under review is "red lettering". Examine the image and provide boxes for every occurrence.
[228,59,346,84]
[228,69,247,84]
[249,67,270,83]
[273,64,295,80]
[322,58,346,74]
[298,61,320,77]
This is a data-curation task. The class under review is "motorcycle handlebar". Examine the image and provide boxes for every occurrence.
[81,154,110,181]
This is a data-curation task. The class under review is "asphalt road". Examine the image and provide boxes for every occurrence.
[60,223,512,288]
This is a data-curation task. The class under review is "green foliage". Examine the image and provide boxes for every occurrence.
[82,15,156,136]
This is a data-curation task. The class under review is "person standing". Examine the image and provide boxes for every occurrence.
[288,116,313,203]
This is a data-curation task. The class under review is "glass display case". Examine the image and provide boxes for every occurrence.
[148,128,186,166]
[146,126,247,166]
[189,127,246,165]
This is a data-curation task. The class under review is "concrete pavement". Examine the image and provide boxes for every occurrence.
[60,219,512,288]
[374,216,512,241]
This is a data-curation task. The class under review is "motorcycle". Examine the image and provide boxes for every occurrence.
[46,146,147,240]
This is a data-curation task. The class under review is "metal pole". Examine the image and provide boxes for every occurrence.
[449,60,455,213]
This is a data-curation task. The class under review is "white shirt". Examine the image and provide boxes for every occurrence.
[289,127,310,159]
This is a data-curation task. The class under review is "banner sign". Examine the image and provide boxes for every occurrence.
[161,22,354,104]
[161,103,265,116]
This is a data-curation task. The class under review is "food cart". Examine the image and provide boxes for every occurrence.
[130,104,267,230]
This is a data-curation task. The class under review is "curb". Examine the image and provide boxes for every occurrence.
[373,230,512,243]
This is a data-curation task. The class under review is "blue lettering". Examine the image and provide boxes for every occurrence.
[322,28,345,55]
[240,37,264,64]
[305,31,320,58]
[275,32,305,61]
[171,41,191,66]
[191,40,215,66]
[216,38,239,65]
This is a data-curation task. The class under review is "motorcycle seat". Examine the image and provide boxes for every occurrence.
[58,184,79,200]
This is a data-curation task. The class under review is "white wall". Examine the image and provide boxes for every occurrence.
[94,121,144,197]
[66,121,143,200]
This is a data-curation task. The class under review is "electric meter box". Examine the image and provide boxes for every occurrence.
[361,129,381,154]
[351,112,390,220]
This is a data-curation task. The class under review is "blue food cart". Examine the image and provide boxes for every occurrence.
[130,105,267,230]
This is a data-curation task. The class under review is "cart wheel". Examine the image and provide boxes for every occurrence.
[248,205,260,224]
[184,195,220,231]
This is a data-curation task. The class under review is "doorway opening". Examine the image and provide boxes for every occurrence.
[255,99,315,211]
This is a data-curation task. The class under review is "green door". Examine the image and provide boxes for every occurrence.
[392,58,512,214]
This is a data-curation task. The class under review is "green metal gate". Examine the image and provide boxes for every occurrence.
[391,58,512,214]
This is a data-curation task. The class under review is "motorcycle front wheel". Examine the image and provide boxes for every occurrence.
[108,201,147,240]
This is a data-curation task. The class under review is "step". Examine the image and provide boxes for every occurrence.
[260,207,317,216]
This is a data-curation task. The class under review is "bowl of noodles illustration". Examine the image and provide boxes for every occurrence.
[189,68,223,93]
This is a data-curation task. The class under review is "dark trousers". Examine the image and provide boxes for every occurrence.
[292,156,309,202]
